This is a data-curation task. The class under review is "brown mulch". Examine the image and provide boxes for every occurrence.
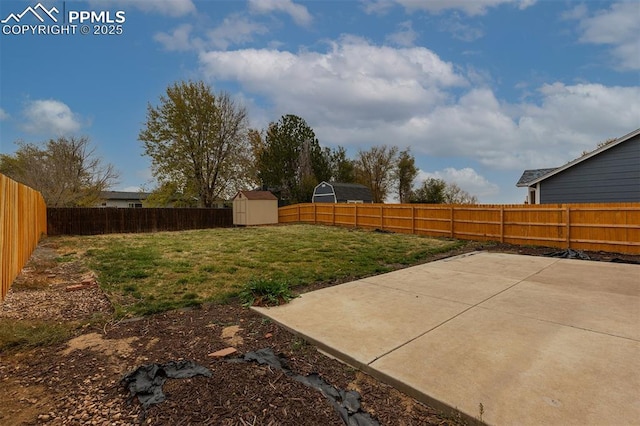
[1,239,638,426]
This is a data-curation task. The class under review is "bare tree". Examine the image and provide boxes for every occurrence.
[354,145,399,203]
[443,182,478,204]
[0,136,118,206]
[139,81,251,207]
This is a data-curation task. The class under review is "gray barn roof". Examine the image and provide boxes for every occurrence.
[313,181,373,202]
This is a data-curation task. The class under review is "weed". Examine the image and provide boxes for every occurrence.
[0,319,72,352]
[290,336,307,351]
[54,251,77,262]
[239,278,297,307]
[182,292,198,300]
[12,277,51,291]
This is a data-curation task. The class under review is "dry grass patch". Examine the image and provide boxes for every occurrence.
[54,225,462,317]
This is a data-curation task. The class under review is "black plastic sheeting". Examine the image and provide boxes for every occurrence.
[544,249,590,260]
[242,348,379,426]
[121,360,212,408]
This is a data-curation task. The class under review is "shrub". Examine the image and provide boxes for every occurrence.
[239,278,297,307]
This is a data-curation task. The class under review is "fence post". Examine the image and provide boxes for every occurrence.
[332,204,335,226]
[354,204,358,228]
[313,203,317,224]
[565,205,571,249]
[450,206,454,238]
[380,205,384,229]
[411,205,415,235]
[500,206,504,243]
[297,204,300,223]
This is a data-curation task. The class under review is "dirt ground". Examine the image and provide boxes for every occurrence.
[1,239,637,426]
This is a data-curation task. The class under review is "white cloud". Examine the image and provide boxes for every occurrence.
[248,0,312,27]
[88,0,195,17]
[361,0,395,15]
[22,99,83,135]
[199,38,639,176]
[386,20,418,47]
[0,108,8,121]
[155,15,270,52]
[403,83,639,169]
[208,14,269,50]
[567,1,640,71]
[417,167,500,199]
[200,36,466,126]
[394,0,535,16]
[439,14,485,41]
[154,24,200,51]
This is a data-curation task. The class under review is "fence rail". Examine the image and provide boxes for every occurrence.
[47,207,233,235]
[1,174,47,301]
[279,203,640,255]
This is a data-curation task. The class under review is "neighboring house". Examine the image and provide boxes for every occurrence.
[98,191,150,208]
[312,181,374,203]
[516,128,640,204]
[232,190,278,225]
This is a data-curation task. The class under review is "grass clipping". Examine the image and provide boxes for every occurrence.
[0,319,72,352]
[239,278,297,307]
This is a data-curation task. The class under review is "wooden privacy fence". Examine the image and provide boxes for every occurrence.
[1,174,47,301]
[279,203,640,255]
[47,207,233,235]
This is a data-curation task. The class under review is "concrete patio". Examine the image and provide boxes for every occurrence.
[253,252,640,425]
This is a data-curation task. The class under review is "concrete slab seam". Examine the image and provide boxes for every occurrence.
[473,304,640,342]
[366,259,563,366]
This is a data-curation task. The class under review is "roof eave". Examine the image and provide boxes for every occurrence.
[525,128,640,186]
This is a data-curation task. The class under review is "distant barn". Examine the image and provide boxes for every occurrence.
[312,181,373,204]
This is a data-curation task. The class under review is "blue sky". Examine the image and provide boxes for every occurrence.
[0,0,638,203]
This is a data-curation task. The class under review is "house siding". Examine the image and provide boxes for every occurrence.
[539,135,640,203]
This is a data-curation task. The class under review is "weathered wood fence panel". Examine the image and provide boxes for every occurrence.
[0,174,47,301]
[47,207,233,235]
[279,203,640,255]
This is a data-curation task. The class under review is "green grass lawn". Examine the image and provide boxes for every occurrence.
[54,224,463,317]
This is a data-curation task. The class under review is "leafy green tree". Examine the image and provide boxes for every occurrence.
[0,136,118,206]
[354,145,399,203]
[395,148,418,203]
[139,81,250,207]
[411,178,446,203]
[411,178,477,204]
[257,114,330,203]
[327,146,356,183]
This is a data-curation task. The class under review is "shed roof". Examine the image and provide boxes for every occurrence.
[315,182,373,201]
[234,190,277,201]
[516,128,640,188]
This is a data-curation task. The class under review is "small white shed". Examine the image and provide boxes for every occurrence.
[232,190,279,225]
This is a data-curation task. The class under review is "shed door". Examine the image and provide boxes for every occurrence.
[235,197,247,224]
